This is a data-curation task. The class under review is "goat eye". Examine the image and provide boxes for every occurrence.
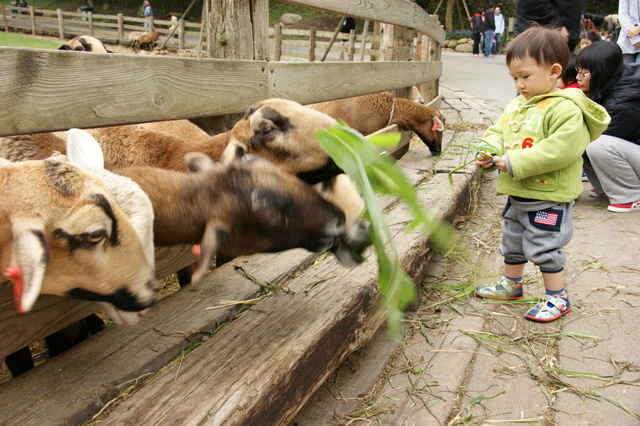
[86,230,107,244]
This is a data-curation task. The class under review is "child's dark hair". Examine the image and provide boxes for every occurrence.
[576,41,624,101]
[506,26,570,72]
[561,54,578,86]
[582,30,601,44]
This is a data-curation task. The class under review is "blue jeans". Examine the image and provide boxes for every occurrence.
[623,52,640,64]
[483,29,495,56]
[493,33,502,54]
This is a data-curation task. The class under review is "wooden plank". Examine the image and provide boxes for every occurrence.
[268,60,442,105]
[0,246,191,360]
[283,0,446,43]
[0,285,100,360]
[0,248,322,425]
[0,50,441,135]
[0,48,268,135]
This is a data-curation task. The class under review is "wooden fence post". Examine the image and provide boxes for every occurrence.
[3,4,9,33]
[178,18,185,50]
[117,13,123,42]
[88,11,94,36]
[358,19,369,61]
[29,5,35,35]
[347,29,356,61]
[308,26,316,62]
[56,8,64,39]
[274,23,282,61]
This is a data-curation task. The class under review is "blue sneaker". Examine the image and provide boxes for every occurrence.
[475,277,524,300]
[524,292,571,322]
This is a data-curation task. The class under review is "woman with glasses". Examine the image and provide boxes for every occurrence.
[576,41,640,212]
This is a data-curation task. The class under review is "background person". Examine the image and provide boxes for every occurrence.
[470,8,485,56]
[617,0,640,63]
[515,0,584,52]
[580,29,601,49]
[576,41,640,212]
[493,5,505,55]
[483,2,496,57]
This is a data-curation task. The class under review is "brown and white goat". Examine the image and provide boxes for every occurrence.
[114,151,370,281]
[0,154,157,317]
[128,31,160,51]
[307,92,446,155]
[58,36,113,53]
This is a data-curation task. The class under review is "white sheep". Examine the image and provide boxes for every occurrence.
[0,135,157,320]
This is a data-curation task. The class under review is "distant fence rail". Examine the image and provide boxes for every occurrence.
[0,5,382,60]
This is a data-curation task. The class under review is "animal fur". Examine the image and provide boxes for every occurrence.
[308,92,446,154]
[58,36,113,53]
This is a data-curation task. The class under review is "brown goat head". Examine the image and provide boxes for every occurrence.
[0,157,157,315]
[221,98,344,185]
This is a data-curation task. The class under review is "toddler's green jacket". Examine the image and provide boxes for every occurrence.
[479,88,610,202]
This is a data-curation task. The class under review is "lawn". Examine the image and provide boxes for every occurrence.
[0,31,60,48]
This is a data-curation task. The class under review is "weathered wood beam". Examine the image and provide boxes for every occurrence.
[281,0,446,43]
[0,47,441,136]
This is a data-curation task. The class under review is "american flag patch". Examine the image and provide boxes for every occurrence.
[533,211,559,226]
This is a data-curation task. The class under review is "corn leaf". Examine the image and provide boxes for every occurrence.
[316,123,457,337]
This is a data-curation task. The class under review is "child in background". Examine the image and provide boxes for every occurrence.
[557,55,580,89]
[474,26,610,322]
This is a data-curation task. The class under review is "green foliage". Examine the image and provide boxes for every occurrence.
[316,123,457,338]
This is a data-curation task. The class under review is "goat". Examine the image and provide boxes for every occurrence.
[307,92,446,155]
[0,142,157,318]
[128,31,159,51]
[58,36,113,53]
[78,99,362,223]
[64,131,370,281]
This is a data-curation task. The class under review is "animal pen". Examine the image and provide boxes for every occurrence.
[0,0,471,423]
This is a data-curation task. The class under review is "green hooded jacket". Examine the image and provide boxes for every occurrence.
[479,88,610,202]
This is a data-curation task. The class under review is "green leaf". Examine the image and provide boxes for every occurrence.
[316,123,458,338]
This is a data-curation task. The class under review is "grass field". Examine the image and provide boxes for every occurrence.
[0,31,60,48]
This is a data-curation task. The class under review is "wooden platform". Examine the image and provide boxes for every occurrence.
[0,138,479,424]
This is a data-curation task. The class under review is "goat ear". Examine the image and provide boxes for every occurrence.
[66,128,105,169]
[184,152,216,173]
[191,223,229,283]
[7,221,48,313]
[431,117,445,132]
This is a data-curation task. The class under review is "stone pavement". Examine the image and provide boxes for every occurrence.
[292,85,640,425]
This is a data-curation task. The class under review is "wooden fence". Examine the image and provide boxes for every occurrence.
[1,4,383,60]
[0,0,448,422]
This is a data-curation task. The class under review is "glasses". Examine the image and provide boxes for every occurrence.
[575,67,591,78]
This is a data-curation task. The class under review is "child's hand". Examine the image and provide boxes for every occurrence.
[475,150,496,168]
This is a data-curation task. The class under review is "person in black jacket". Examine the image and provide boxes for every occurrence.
[483,2,496,57]
[470,8,485,56]
[576,41,640,212]
[515,0,584,53]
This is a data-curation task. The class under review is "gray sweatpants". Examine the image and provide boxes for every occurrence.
[584,135,640,204]
[499,200,573,273]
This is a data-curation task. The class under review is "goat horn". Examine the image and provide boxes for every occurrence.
[9,221,48,313]
[191,222,229,283]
